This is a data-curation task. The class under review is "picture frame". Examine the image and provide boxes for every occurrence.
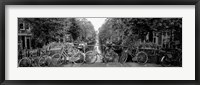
[0,0,199,85]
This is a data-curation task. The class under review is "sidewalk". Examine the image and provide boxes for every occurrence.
[62,62,162,67]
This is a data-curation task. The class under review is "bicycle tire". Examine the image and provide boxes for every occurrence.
[30,57,40,67]
[18,57,32,67]
[135,51,148,64]
[104,50,119,63]
[73,52,85,64]
[120,51,128,63]
[85,51,97,64]
[38,55,51,67]
[51,53,63,66]
[161,56,171,67]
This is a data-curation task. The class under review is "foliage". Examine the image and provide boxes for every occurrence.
[99,18,182,54]
[19,18,96,49]
[76,18,96,44]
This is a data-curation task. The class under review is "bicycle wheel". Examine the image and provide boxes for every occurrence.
[73,52,85,64]
[51,53,62,66]
[85,51,97,64]
[161,56,171,67]
[18,57,32,67]
[59,47,70,65]
[38,55,51,67]
[119,51,128,63]
[136,51,148,64]
[104,50,119,63]
[31,57,40,67]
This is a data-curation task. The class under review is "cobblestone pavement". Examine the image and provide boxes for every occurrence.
[62,62,162,67]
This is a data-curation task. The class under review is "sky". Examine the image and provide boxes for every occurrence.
[85,18,106,31]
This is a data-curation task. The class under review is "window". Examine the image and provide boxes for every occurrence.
[19,23,24,30]
[153,38,156,43]
[26,37,31,49]
[25,23,30,30]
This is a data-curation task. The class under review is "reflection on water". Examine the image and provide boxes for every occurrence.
[86,18,106,62]
[94,31,102,62]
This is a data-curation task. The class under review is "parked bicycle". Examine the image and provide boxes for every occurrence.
[161,49,182,67]
[18,49,42,67]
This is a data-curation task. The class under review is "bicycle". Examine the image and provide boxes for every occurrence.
[18,49,41,67]
[50,43,86,66]
[101,44,119,63]
[84,50,98,64]
[106,45,148,64]
[161,49,182,67]
[18,57,32,67]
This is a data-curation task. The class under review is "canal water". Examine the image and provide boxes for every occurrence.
[86,18,106,62]
[95,31,102,62]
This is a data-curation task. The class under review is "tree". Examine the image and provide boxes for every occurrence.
[76,18,96,44]
[98,18,182,54]
[20,18,97,49]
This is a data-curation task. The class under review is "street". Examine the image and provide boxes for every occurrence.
[18,18,182,67]
[62,62,162,67]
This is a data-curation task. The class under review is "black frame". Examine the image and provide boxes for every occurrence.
[0,0,199,85]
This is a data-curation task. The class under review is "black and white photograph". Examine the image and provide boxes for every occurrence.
[18,18,182,67]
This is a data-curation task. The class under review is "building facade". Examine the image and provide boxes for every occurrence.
[18,21,32,50]
[143,29,181,49]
